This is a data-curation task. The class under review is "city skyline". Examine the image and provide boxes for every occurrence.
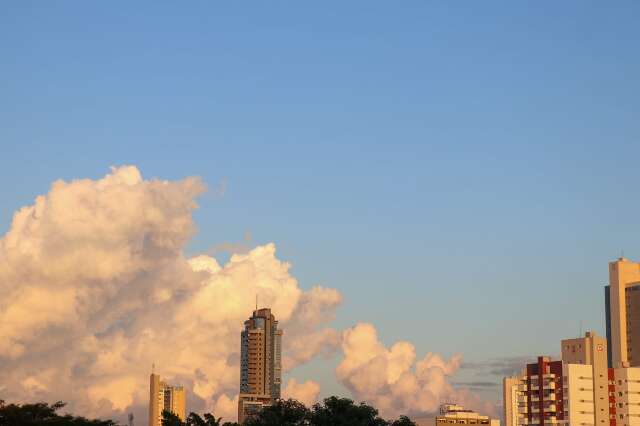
[2,2,640,425]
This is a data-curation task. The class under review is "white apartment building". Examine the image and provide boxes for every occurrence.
[609,367,640,426]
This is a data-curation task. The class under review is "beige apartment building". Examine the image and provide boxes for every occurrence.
[238,308,283,424]
[608,366,640,425]
[561,331,609,425]
[503,331,609,425]
[605,257,640,368]
[414,404,499,426]
[148,372,185,426]
[503,376,520,426]
[506,356,595,425]
[436,404,500,425]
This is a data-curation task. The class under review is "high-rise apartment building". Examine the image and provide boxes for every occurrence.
[503,376,521,426]
[148,373,186,426]
[605,257,640,368]
[512,356,595,425]
[238,308,282,424]
[561,331,609,425]
[503,331,610,425]
[608,366,640,425]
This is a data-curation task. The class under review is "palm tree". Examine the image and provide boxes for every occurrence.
[185,412,223,426]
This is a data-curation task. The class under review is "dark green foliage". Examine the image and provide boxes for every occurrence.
[309,396,387,426]
[243,399,309,426]
[0,400,118,426]
[162,410,185,426]
[0,397,415,426]
[163,410,229,426]
[185,412,225,426]
[241,396,414,426]
[390,416,417,426]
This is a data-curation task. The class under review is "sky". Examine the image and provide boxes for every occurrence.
[1,1,640,422]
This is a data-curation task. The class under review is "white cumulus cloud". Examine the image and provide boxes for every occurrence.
[0,166,493,423]
[282,379,321,407]
[336,323,488,419]
[0,166,342,423]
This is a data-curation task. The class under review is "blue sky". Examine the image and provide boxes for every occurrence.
[2,1,640,401]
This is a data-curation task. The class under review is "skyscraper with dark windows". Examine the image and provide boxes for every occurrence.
[238,307,282,424]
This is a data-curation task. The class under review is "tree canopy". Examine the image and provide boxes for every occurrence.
[242,396,416,426]
[0,400,118,426]
[0,396,415,426]
[162,409,238,426]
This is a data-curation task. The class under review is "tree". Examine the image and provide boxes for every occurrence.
[390,416,416,426]
[309,396,388,426]
[185,412,224,426]
[203,413,224,426]
[243,399,309,426]
[162,410,185,426]
[0,400,118,426]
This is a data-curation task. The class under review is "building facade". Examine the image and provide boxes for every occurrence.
[506,356,599,425]
[503,331,610,425]
[503,376,521,426]
[605,257,640,368]
[238,308,283,424]
[561,331,609,425]
[608,366,640,425]
[148,373,186,426]
[436,403,499,425]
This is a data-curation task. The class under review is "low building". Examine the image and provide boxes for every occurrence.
[414,404,500,425]
[238,393,272,424]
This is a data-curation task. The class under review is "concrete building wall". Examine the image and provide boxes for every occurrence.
[563,363,595,425]
[503,376,520,426]
[608,258,640,368]
[415,404,499,425]
[149,374,161,426]
[149,373,185,426]
[610,367,640,426]
[168,386,186,422]
[561,331,609,425]
[514,357,603,425]
[627,286,640,367]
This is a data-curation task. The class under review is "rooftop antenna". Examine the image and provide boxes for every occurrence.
[152,363,155,374]
[256,294,258,311]
[579,320,583,338]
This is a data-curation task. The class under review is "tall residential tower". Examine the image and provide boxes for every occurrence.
[605,257,640,368]
[148,373,185,426]
[561,331,608,425]
[238,308,282,424]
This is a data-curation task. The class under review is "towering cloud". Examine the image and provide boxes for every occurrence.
[0,166,341,422]
[282,379,321,407]
[336,323,494,418]
[0,166,491,422]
